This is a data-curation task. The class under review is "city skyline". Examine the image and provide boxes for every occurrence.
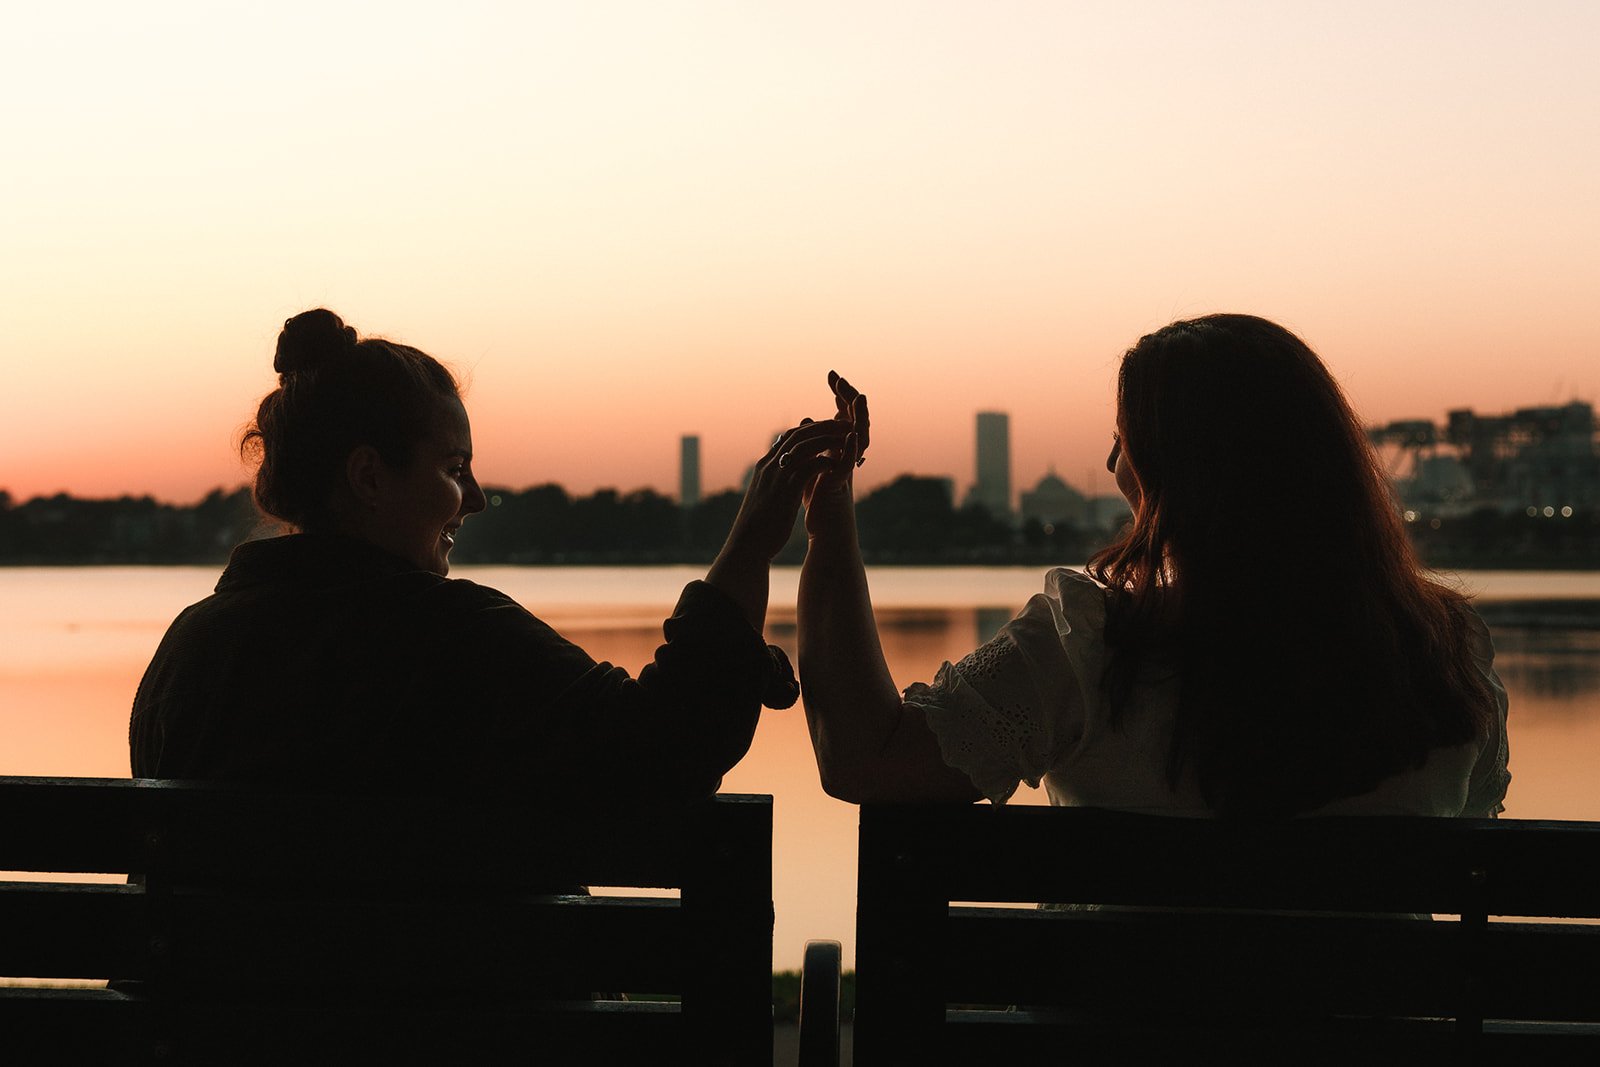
[8,395,1598,514]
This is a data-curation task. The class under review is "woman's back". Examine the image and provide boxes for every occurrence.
[131,532,765,801]
[906,567,1510,818]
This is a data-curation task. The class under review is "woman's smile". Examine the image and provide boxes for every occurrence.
[371,398,486,575]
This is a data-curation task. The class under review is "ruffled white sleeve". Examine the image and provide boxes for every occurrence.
[1460,608,1511,818]
[904,569,1109,805]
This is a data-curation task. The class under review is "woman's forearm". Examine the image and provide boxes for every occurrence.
[797,511,903,799]
[704,545,770,635]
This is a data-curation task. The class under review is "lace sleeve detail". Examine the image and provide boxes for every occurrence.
[905,569,1105,805]
[1461,608,1511,818]
[907,650,1042,805]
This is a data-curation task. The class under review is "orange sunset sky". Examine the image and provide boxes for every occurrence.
[3,1,1597,506]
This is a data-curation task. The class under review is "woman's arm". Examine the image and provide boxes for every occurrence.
[797,378,980,804]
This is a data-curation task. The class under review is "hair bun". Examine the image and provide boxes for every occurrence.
[275,308,359,374]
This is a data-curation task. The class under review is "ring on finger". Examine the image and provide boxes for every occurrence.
[778,450,793,469]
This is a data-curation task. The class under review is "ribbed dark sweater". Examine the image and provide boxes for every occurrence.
[131,533,786,802]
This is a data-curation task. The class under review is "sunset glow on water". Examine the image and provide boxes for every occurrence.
[4,565,1597,968]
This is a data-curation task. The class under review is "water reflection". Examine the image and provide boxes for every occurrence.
[1487,628,1600,706]
[976,607,1015,646]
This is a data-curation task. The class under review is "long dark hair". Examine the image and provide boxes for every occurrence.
[242,309,461,531]
[1087,314,1494,816]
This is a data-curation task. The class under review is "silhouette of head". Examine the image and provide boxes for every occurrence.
[243,309,481,570]
[1111,313,1388,578]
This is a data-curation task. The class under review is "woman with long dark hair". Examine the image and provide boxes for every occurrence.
[797,315,1508,817]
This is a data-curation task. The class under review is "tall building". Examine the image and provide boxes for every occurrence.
[968,412,1012,521]
[679,435,701,508]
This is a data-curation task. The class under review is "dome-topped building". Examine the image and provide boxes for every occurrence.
[1019,469,1086,528]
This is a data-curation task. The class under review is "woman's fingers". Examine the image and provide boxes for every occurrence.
[852,392,869,464]
[829,370,856,422]
[829,369,858,406]
[783,444,845,482]
[768,419,849,477]
[828,370,869,466]
[773,418,847,454]
[765,417,837,461]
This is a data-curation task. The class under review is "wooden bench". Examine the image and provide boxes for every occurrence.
[847,803,1600,1064]
[0,776,774,1065]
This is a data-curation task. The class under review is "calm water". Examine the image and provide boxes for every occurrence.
[3,565,1599,968]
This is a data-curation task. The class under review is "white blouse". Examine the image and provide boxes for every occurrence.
[907,568,1511,817]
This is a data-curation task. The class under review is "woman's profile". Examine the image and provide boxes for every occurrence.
[130,309,848,800]
[798,314,1509,817]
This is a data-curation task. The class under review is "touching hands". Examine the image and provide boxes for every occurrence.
[725,418,852,563]
[717,370,868,568]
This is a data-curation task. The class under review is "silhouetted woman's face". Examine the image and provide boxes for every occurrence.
[1107,429,1141,509]
[369,397,487,575]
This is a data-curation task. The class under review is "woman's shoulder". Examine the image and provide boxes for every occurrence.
[420,575,550,630]
[1042,566,1106,595]
[982,567,1113,661]
[1455,600,1496,663]
[1036,567,1111,627]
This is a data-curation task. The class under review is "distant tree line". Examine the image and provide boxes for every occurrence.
[0,488,262,565]
[1,481,1595,567]
[0,478,1107,566]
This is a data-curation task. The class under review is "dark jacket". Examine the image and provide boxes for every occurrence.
[130,534,788,801]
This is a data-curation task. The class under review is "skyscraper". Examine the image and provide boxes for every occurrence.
[679,435,701,508]
[971,412,1011,520]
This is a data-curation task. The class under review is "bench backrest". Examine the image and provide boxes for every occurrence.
[854,804,1600,1063]
[0,776,773,1065]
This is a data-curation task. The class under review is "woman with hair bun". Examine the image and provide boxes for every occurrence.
[131,309,849,800]
[799,315,1509,819]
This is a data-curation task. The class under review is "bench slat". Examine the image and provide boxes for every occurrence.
[868,805,1600,917]
[939,908,1600,1022]
[937,1011,1600,1064]
[0,777,773,889]
[1,887,694,988]
[0,988,689,1065]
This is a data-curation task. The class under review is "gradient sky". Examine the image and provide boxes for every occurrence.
[3,1,1597,505]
